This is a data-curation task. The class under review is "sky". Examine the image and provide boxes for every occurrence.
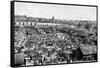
[15,2,97,21]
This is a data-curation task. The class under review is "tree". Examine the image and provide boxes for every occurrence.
[84,23,91,29]
[77,23,82,28]
[52,16,55,21]
[38,18,41,22]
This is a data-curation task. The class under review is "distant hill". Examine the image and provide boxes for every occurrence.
[15,15,97,26]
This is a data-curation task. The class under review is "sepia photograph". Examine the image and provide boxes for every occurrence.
[11,1,97,67]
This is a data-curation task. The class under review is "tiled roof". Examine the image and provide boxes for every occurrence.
[79,45,97,55]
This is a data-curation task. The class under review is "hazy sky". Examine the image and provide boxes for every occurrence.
[15,2,96,21]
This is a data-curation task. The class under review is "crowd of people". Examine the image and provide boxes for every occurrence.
[14,22,97,66]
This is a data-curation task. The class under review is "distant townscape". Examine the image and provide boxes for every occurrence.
[14,15,97,66]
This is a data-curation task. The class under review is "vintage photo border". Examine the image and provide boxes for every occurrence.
[10,1,98,67]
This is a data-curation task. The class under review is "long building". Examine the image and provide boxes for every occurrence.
[14,15,69,27]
